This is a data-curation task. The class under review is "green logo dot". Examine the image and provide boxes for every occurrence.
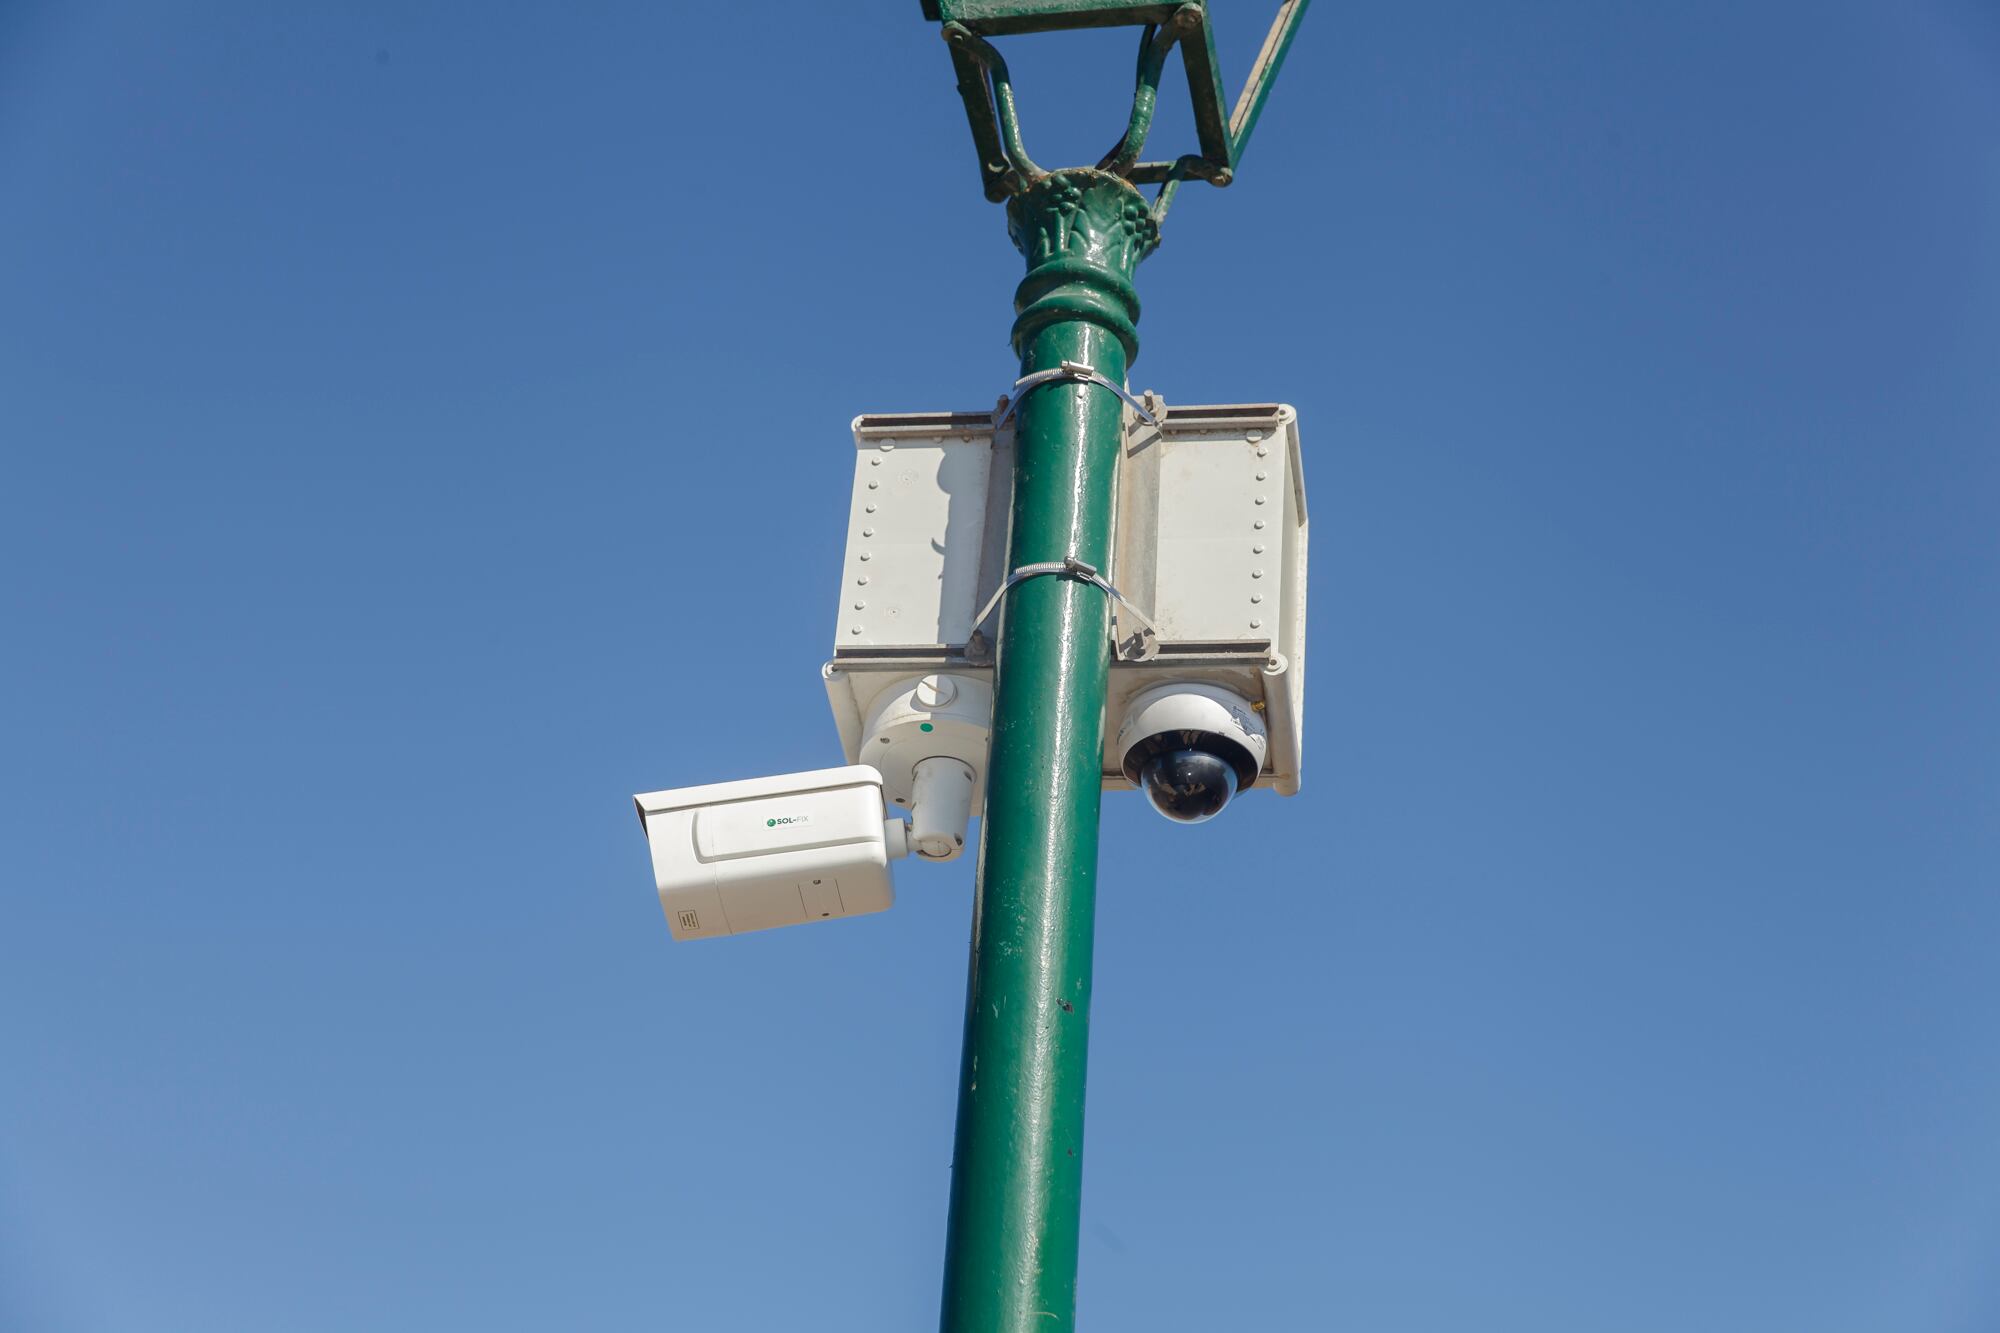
[766,818,776,827]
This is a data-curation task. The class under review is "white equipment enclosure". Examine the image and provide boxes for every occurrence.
[824,400,1308,796]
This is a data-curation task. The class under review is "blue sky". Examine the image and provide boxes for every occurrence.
[3,2,1997,1329]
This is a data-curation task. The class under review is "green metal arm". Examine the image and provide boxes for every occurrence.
[1094,10,1191,176]
[944,23,1047,200]
[1226,0,1310,162]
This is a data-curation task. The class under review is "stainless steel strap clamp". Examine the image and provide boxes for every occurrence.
[969,555,1160,662]
[993,360,1160,428]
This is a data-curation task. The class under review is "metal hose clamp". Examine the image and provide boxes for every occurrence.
[969,555,1159,662]
[993,361,1160,428]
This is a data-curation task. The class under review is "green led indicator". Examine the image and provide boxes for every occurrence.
[920,722,934,732]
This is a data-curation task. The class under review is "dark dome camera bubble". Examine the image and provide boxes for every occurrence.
[1138,747,1239,824]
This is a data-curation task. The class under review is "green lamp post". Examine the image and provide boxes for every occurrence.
[917,5,1310,1330]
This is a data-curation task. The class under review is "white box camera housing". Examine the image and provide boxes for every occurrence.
[634,766,904,941]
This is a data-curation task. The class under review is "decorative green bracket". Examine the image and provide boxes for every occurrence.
[923,0,1310,219]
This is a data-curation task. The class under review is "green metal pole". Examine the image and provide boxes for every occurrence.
[940,168,1158,1333]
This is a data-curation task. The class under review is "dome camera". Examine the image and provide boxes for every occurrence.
[1115,683,1268,824]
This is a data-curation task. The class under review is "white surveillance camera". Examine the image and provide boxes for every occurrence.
[634,766,907,941]
[1114,682,1268,824]
[633,675,995,943]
